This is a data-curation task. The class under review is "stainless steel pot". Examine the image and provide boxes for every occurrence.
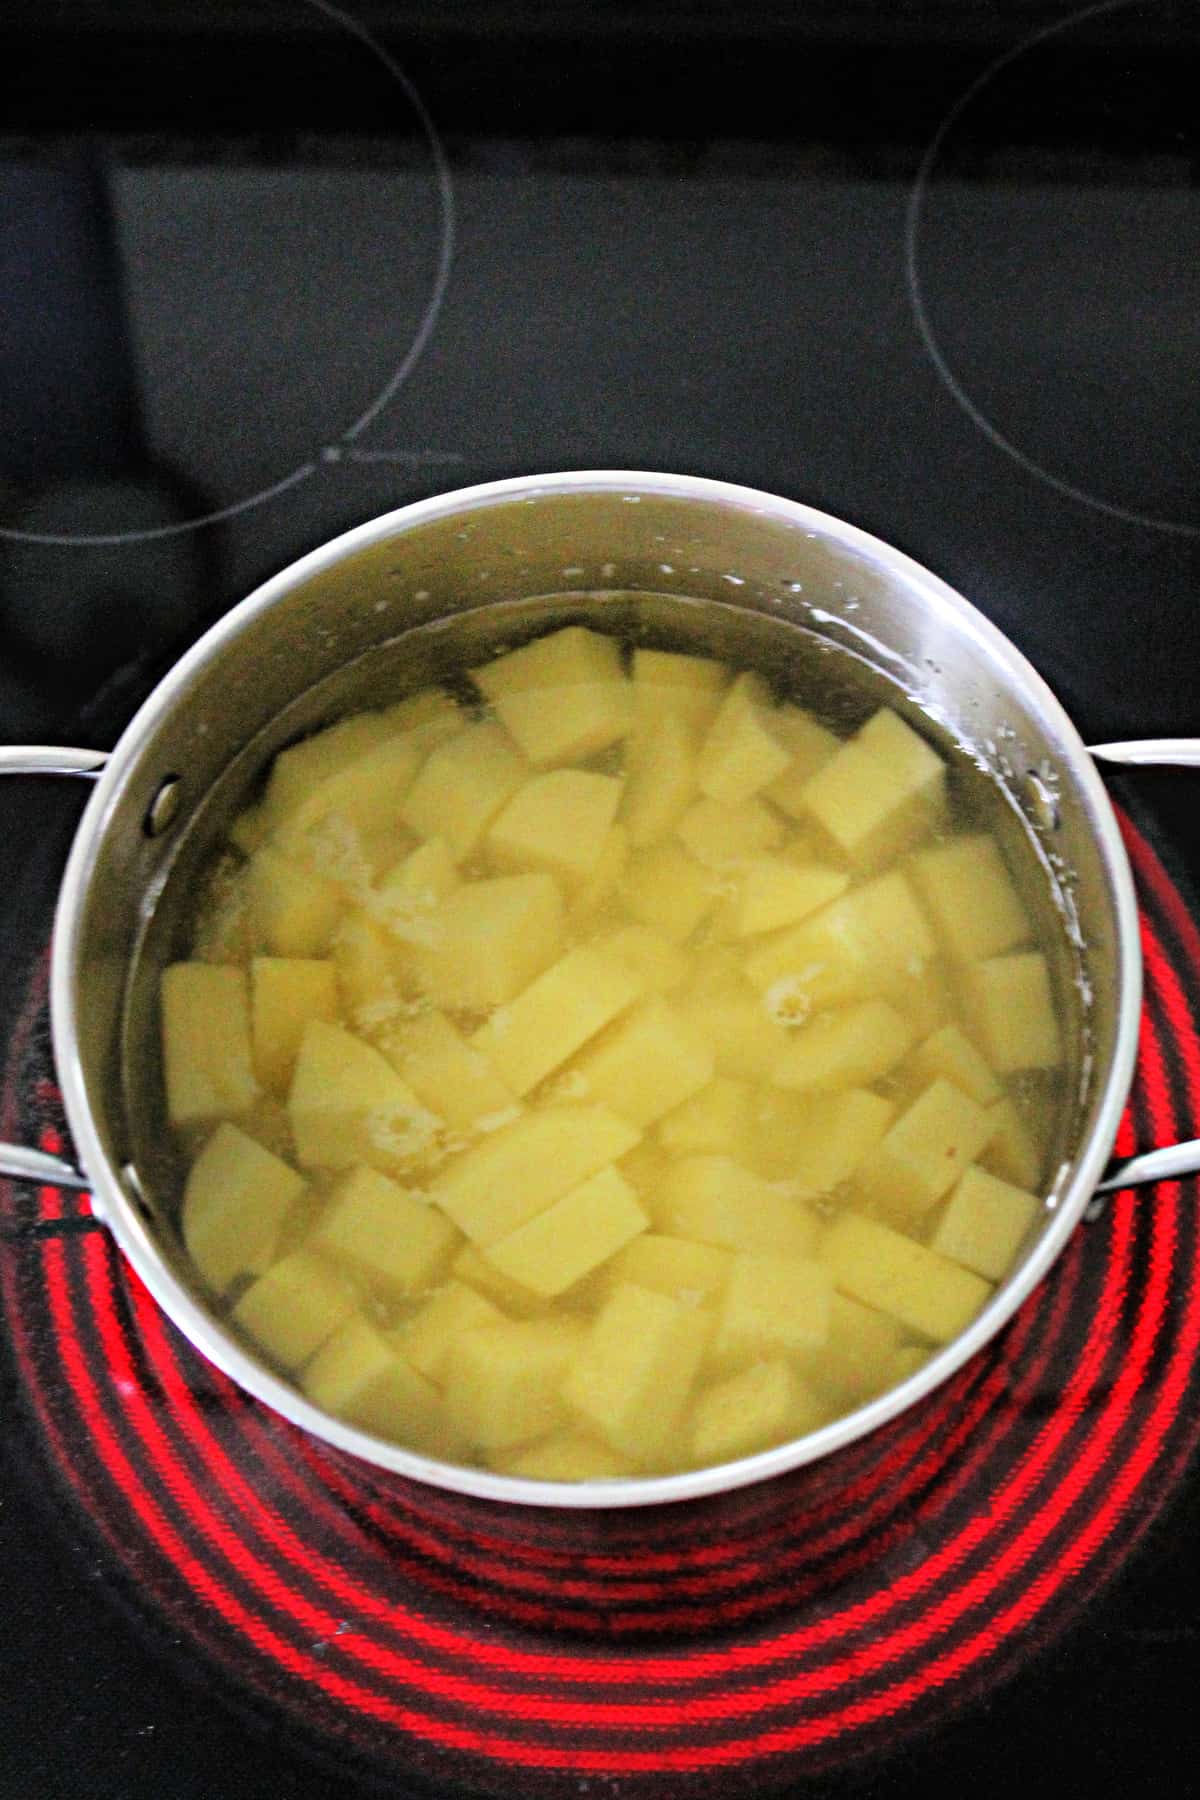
[2,470,1197,1511]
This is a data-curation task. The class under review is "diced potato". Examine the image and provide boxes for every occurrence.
[930,1165,1041,1280]
[400,720,528,859]
[909,834,1031,963]
[746,1087,894,1189]
[443,1316,585,1449]
[396,1280,506,1383]
[657,1077,755,1159]
[907,1024,1001,1106]
[600,923,690,995]
[193,861,255,966]
[430,1104,641,1246]
[801,708,945,867]
[379,686,464,752]
[743,869,936,1008]
[656,1155,818,1256]
[982,1095,1043,1189]
[302,1313,460,1457]
[262,714,395,829]
[631,648,728,735]
[272,736,424,862]
[820,1211,992,1344]
[311,1165,460,1297]
[771,999,913,1093]
[487,769,623,889]
[372,837,459,941]
[287,1019,440,1172]
[162,963,260,1129]
[568,997,713,1128]
[333,911,410,1032]
[676,796,784,869]
[562,1281,709,1463]
[797,1292,904,1408]
[723,856,849,939]
[471,944,643,1097]
[239,1094,298,1164]
[410,873,565,1010]
[618,1141,675,1219]
[855,1077,994,1219]
[182,1122,307,1294]
[472,626,633,765]
[960,951,1062,1072]
[890,961,955,1039]
[764,707,841,818]
[620,714,698,848]
[232,1247,359,1369]
[711,1251,834,1372]
[619,842,715,942]
[886,1344,932,1385]
[452,1242,548,1317]
[690,1359,823,1466]
[696,672,791,806]
[230,803,270,857]
[250,957,340,1094]
[601,1233,732,1305]
[485,1165,648,1297]
[245,846,344,958]
[492,1430,637,1481]
[675,976,791,1084]
[569,825,630,928]
[379,1010,515,1135]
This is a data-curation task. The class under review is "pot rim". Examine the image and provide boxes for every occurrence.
[49,469,1143,1509]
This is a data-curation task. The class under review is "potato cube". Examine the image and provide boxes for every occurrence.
[801,708,945,867]
[396,1280,506,1384]
[302,1314,460,1456]
[472,626,633,765]
[332,911,410,1032]
[619,842,715,942]
[230,803,270,857]
[470,945,642,1097]
[379,686,465,752]
[724,856,849,939]
[855,1077,994,1219]
[764,707,841,818]
[696,673,791,806]
[746,1087,894,1189]
[982,1096,1043,1189]
[690,1359,823,1466]
[486,769,623,890]
[263,713,396,829]
[430,1104,641,1246]
[162,963,260,1129]
[771,999,914,1093]
[485,1165,648,1297]
[797,1292,904,1407]
[909,834,1031,963]
[960,951,1062,1072]
[182,1122,307,1295]
[288,1019,440,1172]
[617,1141,675,1220]
[602,1233,732,1305]
[930,1165,1041,1280]
[400,721,528,859]
[675,977,790,1084]
[620,713,698,848]
[562,1282,709,1463]
[246,846,344,958]
[272,736,424,862]
[379,1010,514,1135]
[250,957,340,1094]
[631,648,728,735]
[907,1024,1001,1105]
[410,873,565,1010]
[492,1430,637,1481]
[887,1345,932,1385]
[373,837,459,941]
[656,1156,818,1256]
[443,1316,585,1449]
[232,1248,359,1369]
[451,1242,548,1317]
[568,997,713,1128]
[711,1252,834,1372]
[889,961,955,1039]
[311,1165,460,1298]
[600,923,690,995]
[676,796,784,869]
[743,869,936,1007]
[657,1077,755,1159]
[569,825,630,928]
[819,1212,992,1344]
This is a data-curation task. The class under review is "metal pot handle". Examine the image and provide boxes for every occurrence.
[0,746,108,1193]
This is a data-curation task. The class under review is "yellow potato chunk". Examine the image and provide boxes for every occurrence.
[263,713,396,830]
[601,924,690,995]
[724,856,849,939]
[907,1023,1001,1105]
[396,1280,506,1384]
[960,951,1062,1072]
[620,713,698,848]
[250,957,339,1094]
[690,1359,823,1466]
[410,873,565,1010]
[820,1212,992,1345]
[855,1077,994,1219]
[696,672,791,806]
[711,1251,834,1371]
[619,841,715,942]
[764,706,841,818]
[797,1292,904,1408]
[373,837,460,940]
[747,1087,894,1189]
[400,720,528,859]
[271,736,424,862]
[182,1122,307,1295]
[657,1077,755,1159]
[601,1233,732,1305]
[287,1019,440,1172]
[890,960,955,1039]
[487,769,623,888]
[562,1281,709,1463]
[568,824,630,928]
[930,1165,1041,1281]
[333,911,410,1031]
[675,795,784,869]
[631,647,728,735]
[430,1104,641,1246]
[443,1316,585,1449]
[617,1141,675,1219]
[245,845,344,958]
[982,1096,1043,1189]
[675,976,791,1084]
[379,686,465,752]
[743,869,936,1008]
[232,1247,359,1369]
[162,963,260,1129]
[886,1344,932,1385]
[801,708,945,867]
[451,1242,548,1317]
[910,833,1031,963]
[472,626,633,765]
[771,999,914,1093]
[379,1010,515,1135]
[471,944,643,1097]
[230,804,270,857]
[569,997,714,1128]
[492,1430,637,1481]
[302,1314,459,1457]
[485,1165,648,1297]
[656,1155,818,1255]
[311,1165,460,1298]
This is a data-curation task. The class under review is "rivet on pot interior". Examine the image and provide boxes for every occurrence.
[144,776,182,838]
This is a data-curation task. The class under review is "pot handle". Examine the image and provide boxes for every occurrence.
[0,745,108,1192]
